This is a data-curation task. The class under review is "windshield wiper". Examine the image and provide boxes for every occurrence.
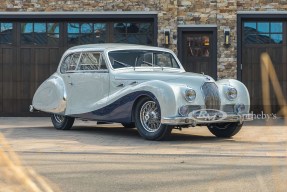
[113,59,132,67]
[142,61,153,66]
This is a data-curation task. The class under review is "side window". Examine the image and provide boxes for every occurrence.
[156,53,171,67]
[78,52,107,71]
[60,54,72,73]
[60,53,80,73]
[68,53,80,71]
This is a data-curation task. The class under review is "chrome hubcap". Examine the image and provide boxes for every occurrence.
[140,101,161,133]
[54,114,65,124]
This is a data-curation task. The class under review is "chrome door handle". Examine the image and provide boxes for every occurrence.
[130,81,138,85]
[117,83,125,87]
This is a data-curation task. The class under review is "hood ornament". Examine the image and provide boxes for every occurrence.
[204,75,211,81]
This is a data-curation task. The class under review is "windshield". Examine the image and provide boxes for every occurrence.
[108,50,180,69]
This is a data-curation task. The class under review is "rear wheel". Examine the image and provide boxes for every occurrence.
[135,98,173,140]
[51,114,75,130]
[207,122,243,138]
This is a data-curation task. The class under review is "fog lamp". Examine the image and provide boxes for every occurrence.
[179,105,189,116]
[235,103,245,114]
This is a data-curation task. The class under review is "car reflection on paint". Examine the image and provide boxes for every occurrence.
[30,44,252,140]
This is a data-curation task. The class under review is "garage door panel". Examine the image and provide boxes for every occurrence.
[20,48,33,81]
[49,48,62,73]
[242,20,287,114]
[2,48,18,115]
[35,48,50,83]
[0,49,2,113]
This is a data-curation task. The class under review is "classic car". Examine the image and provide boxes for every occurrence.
[30,44,252,140]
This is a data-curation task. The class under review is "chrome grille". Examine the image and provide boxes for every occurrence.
[187,105,201,112]
[202,82,221,110]
[222,104,235,114]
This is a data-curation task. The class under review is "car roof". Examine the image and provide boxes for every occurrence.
[66,43,172,53]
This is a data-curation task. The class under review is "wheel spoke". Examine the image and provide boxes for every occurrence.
[54,114,65,124]
[139,100,161,133]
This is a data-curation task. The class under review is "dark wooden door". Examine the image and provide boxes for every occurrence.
[241,21,287,114]
[181,31,217,79]
[1,46,16,115]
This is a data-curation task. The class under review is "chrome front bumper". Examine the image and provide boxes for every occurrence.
[161,113,253,126]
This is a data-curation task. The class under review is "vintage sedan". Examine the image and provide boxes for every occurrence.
[30,44,252,140]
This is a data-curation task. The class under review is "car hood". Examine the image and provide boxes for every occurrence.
[114,71,214,85]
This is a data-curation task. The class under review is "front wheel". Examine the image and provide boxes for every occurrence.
[207,122,243,138]
[135,98,173,140]
[51,114,75,130]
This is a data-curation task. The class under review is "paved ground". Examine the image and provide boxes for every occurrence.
[0,117,287,192]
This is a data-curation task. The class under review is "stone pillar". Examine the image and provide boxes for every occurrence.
[157,0,178,51]
[217,0,237,79]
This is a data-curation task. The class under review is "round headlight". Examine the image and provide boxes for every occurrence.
[224,86,237,100]
[185,88,196,102]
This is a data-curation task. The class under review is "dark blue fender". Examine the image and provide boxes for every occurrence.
[70,91,158,123]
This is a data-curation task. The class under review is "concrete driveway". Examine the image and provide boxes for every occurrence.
[0,117,287,192]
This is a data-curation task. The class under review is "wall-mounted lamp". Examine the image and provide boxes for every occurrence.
[224,28,231,47]
[164,29,170,45]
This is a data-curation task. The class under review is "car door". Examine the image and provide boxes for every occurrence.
[61,51,109,115]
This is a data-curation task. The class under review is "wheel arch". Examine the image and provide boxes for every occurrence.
[130,81,178,122]
[131,94,161,122]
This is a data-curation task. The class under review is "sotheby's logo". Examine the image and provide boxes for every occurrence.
[189,109,228,123]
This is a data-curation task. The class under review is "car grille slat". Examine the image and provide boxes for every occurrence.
[202,82,221,110]
[222,104,235,114]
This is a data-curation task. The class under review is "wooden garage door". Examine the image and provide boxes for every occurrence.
[0,19,155,116]
[242,21,287,114]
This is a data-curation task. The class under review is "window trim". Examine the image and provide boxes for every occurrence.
[107,49,181,70]
[60,51,109,74]
[243,21,284,45]
[0,22,13,45]
[77,51,108,72]
[20,22,60,46]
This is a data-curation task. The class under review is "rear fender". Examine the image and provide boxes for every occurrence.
[32,74,67,114]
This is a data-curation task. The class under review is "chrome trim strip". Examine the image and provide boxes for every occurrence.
[161,114,253,126]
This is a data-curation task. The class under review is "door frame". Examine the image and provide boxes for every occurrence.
[177,25,217,79]
[237,12,287,80]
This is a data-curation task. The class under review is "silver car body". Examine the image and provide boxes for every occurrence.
[32,44,252,126]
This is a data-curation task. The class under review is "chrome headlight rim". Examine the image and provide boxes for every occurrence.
[184,88,196,103]
[224,86,237,101]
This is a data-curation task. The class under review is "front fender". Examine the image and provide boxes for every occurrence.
[130,80,178,118]
[216,79,250,113]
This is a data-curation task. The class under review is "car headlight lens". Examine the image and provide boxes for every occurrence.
[224,86,237,100]
[184,88,196,102]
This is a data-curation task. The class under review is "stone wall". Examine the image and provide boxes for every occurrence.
[1,0,287,79]
[0,0,178,50]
